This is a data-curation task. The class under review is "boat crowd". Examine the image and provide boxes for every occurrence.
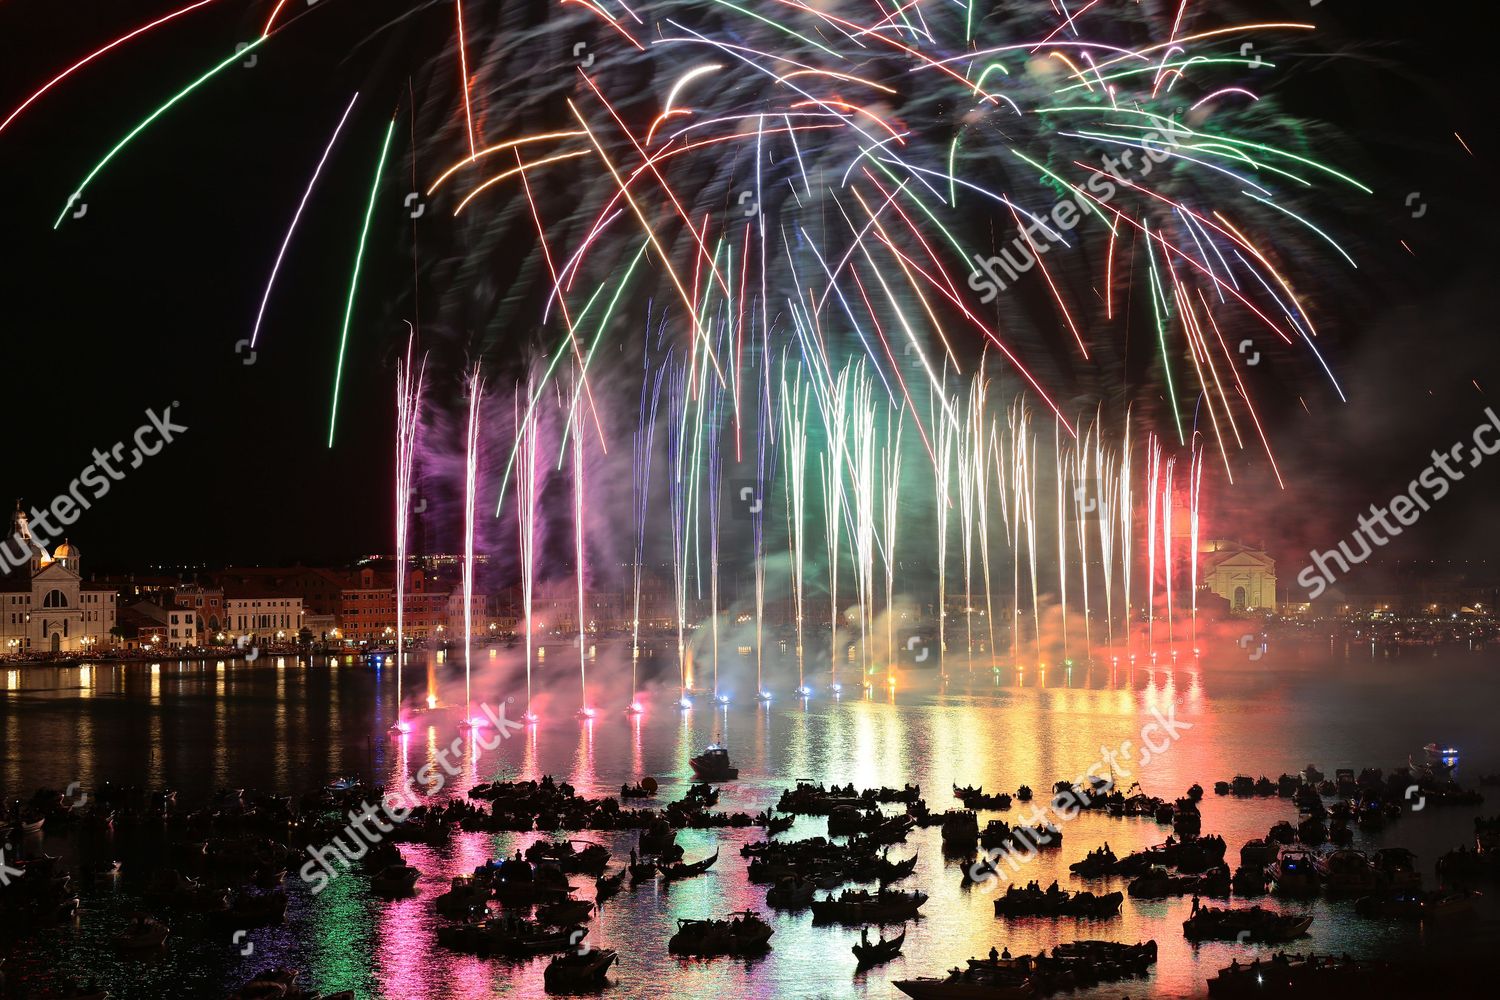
[1,743,1495,998]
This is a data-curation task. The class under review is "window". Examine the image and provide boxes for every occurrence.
[43,590,68,608]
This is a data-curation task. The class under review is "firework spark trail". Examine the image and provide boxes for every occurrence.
[0,0,222,137]
[1162,455,1176,646]
[514,381,541,721]
[957,380,978,661]
[667,360,693,705]
[462,364,484,724]
[818,365,852,690]
[251,93,360,350]
[1072,421,1094,654]
[780,361,811,692]
[753,331,777,699]
[330,118,397,448]
[392,338,426,731]
[1189,440,1204,647]
[706,382,725,702]
[1054,419,1068,661]
[972,379,997,664]
[1145,434,1161,650]
[1096,434,1118,649]
[933,385,957,675]
[1119,420,1135,652]
[880,405,904,687]
[630,349,667,709]
[850,368,878,684]
[570,370,590,716]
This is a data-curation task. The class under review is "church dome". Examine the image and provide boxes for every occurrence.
[53,539,80,561]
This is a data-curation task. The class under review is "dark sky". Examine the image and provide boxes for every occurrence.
[0,0,1495,577]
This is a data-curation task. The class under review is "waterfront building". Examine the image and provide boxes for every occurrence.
[0,507,117,653]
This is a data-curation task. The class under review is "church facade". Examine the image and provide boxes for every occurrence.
[0,507,118,653]
[1200,539,1277,613]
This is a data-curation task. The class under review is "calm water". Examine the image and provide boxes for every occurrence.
[2,641,1497,999]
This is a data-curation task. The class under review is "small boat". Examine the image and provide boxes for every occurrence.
[852,927,906,967]
[438,917,587,957]
[689,744,739,781]
[228,968,300,1000]
[766,876,815,909]
[659,848,719,882]
[1423,743,1459,757]
[370,863,420,897]
[435,876,493,918]
[1183,905,1312,943]
[536,898,594,926]
[113,915,169,950]
[594,867,626,902]
[1269,849,1320,897]
[668,911,774,956]
[812,887,928,924]
[544,948,618,992]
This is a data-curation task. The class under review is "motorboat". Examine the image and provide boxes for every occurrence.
[1183,905,1312,943]
[370,863,420,897]
[543,948,618,992]
[689,744,739,781]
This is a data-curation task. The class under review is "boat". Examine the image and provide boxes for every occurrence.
[228,968,299,1000]
[1069,846,1120,877]
[811,887,928,924]
[594,867,626,902]
[536,899,594,926]
[437,916,587,957]
[435,877,492,918]
[526,840,611,877]
[852,927,906,967]
[1127,866,1199,899]
[1183,905,1312,943]
[1355,888,1473,921]
[1423,742,1459,757]
[1239,839,1278,869]
[543,948,618,992]
[659,848,719,882]
[371,863,420,896]
[667,911,774,956]
[993,883,1123,918]
[1316,849,1377,895]
[219,889,288,927]
[766,876,816,909]
[1207,954,1382,997]
[688,744,739,781]
[895,967,1037,999]
[1373,848,1422,890]
[112,915,170,950]
[1269,850,1320,896]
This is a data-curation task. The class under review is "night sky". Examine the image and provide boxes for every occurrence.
[1,0,1496,580]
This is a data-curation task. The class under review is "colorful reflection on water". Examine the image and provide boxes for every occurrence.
[2,643,1496,998]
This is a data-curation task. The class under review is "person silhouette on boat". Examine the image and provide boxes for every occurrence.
[989,946,999,963]
[1002,947,1011,961]
[1192,895,1201,915]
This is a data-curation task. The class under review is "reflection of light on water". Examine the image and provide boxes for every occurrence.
[5,670,17,690]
